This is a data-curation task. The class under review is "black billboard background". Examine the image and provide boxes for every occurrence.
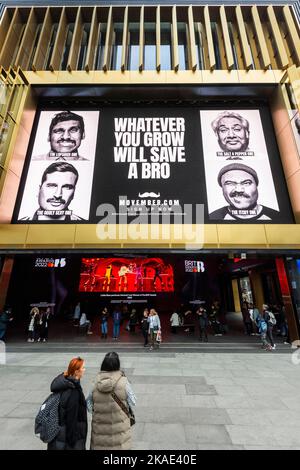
[12,104,294,224]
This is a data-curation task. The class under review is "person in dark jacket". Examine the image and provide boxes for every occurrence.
[0,307,13,341]
[140,308,149,347]
[47,357,87,450]
[196,306,208,342]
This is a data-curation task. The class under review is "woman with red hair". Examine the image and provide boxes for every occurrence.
[47,357,87,450]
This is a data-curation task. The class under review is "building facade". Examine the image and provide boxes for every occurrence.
[0,0,300,341]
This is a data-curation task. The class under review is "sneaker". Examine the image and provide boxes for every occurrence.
[43,339,46,342]
[272,344,276,349]
[27,338,31,342]
[37,338,41,342]
[87,331,93,335]
[149,346,153,351]
[284,341,290,345]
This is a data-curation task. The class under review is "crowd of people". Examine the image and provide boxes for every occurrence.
[74,304,162,351]
[38,352,136,450]
[27,307,51,342]
[0,299,292,351]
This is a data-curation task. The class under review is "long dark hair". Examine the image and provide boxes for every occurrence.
[101,352,120,372]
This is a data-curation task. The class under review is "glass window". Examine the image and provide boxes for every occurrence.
[194,23,204,70]
[144,22,156,70]
[95,24,107,70]
[45,23,58,70]
[11,24,26,66]
[77,23,90,70]
[111,23,123,70]
[160,22,171,70]
[60,23,74,70]
[211,22,222,69]
[228,23,238,70]
[28,24,42,70]
[177,23,188,70]
[128,22,139,71]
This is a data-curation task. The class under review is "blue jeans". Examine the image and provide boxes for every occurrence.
[113,322,120,338]
[101,322,108,335]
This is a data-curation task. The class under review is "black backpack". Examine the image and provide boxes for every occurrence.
[34,392,61,443]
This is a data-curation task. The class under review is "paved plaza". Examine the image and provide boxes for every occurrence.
[1,342,300,450]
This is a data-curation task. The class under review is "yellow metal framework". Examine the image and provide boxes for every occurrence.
[0,4,299,72]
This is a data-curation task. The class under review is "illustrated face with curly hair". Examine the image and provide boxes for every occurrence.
[215,116,249,152]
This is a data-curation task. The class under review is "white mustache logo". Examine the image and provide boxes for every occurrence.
[138,192,160,198]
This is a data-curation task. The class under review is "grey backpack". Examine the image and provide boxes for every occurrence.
[35,392,61,443]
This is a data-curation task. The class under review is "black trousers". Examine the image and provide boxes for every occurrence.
[142,329,148,345]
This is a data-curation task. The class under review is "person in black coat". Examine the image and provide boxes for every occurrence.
[140,308,149,347]
[47,357,87,450]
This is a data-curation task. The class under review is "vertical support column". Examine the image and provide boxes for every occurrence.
[103,6,113,72]
[85,7,98,72]
[49,7,67,71]
[14,7,38,70]
[283,5,300,65]
[188,6,197,71]
[32,7,52,71]
[219,5,234,70]
[0,256,14,311]
[231,279,241,313]
[139,6,144,72]
[251,5,271,70]
[156,6,161,71]
[276,257,300,342]
[204,6,216,71]
[121,6,129,72]
[235,5,252,70]
[267,5,289,70]
[171,6,179,71]
[248,270,264,312]
[67,6,83,71]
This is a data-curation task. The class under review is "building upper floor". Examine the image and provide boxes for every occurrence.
[0,2,300,73]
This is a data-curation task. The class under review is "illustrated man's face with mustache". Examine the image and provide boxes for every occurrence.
[38,171,77,212]
[221,170,258,210]
[49,119,84,153]
[217,117,249,152]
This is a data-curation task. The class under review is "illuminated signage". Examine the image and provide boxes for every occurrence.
[185,260,205,273]
[35,257,66,268]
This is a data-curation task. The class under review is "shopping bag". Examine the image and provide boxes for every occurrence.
[156,330,162,343]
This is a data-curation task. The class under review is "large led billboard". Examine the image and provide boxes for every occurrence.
[79,257,174,293]
[13,106,294,224]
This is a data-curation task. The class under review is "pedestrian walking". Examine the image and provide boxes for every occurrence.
[73,302,81,326]
[196,306,208,342]
[27,307,39,342]
[100,307,109,339]
[87,352,136,450]
[148,309,161,351]
[79,312,93,335]
[112,308,122,340]
[241,302,253,336]
[38,308,51,342]
[263,304,276,350]
[47,357,87,450]
[0,307,13,341]
[140,309,149,347]
[170,311,180,334]
[256,310,272,351]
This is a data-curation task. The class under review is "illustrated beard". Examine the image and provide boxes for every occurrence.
[218,135,249,152]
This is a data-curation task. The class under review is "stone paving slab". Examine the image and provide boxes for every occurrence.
[0,350,300,450]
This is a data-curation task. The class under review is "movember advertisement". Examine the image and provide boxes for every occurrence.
[15,110,99,221]
[13,106,294,224]
[200,109,291,222]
